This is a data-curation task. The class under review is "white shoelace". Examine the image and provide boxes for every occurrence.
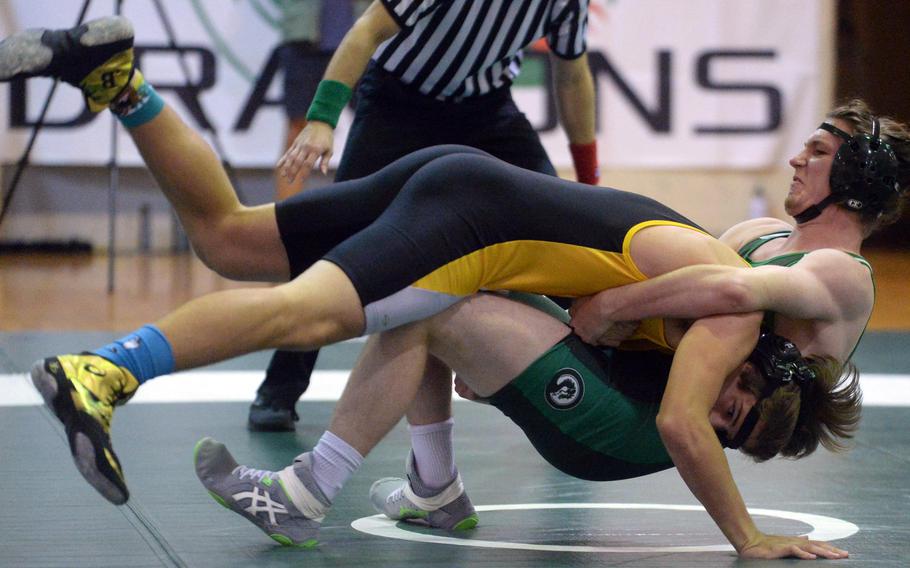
[386,486,406,505]
[234,465,277,482]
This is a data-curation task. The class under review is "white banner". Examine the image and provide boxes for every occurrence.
[0,0,833,169]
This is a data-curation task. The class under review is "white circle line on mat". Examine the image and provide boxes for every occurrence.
[350,502,858,553]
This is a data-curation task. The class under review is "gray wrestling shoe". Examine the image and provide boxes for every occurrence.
[194,438,330,547]
[369,451,478,530]
[0,15,135,111]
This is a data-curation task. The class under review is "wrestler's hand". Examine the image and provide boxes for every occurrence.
[277,120,335,185]
[454,376,490,404]
[738,533,849,560]
[569,295,639,346]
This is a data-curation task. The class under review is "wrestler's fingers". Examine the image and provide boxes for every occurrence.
[788,545,817,560]
[319,149,333,175]
[596,331,622,347]
[807,541,848,559]
[571,324,594,344]
[568,295,592,317]
[599,320,639,346]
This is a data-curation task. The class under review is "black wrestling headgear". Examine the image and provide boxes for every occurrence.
[794,118,899,223]
[719,331,816,449]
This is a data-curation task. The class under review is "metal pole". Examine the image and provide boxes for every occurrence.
[107,115,119,293]
[0,0,92,227]
[107,0,124,293]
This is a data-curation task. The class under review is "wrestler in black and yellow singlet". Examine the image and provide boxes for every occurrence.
[277,145,707,345]
[272,145,710,480]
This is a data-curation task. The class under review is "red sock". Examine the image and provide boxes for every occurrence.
[569,141,600,185]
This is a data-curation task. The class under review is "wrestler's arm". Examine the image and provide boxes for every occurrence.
[657,313,848,559]
[571,250,872,342]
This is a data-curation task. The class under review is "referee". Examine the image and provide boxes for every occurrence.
[251,0,598,431]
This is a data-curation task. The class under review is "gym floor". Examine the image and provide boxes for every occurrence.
[1,251,909,567]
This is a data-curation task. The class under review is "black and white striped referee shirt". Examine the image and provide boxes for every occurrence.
[374,0,589,101]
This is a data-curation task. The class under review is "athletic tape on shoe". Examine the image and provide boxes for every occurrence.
[278,466,328,522]
[403,473,466,511]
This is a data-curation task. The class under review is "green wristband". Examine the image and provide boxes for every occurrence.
[306,80,354,128]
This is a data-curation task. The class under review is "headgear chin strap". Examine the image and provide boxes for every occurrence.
[794,118,899,224]
[718,332,816,449]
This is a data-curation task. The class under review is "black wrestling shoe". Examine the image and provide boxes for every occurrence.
[0,15,135,111]
[30,354,139,505]
[247,350,316,431]
[248,393,300,432]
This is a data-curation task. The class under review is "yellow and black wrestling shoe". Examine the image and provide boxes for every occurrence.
[31,354,139,505]
[0,15,135,111]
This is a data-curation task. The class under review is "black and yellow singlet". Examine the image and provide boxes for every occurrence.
[275,146,702,481]
[286,146,708,344]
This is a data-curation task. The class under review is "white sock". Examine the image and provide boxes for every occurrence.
[310,430,364,501]
[409,418,456,489]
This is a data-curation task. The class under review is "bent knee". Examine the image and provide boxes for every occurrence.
[273,277,366,348]
[187,230,247,279]
[185,210,288,281]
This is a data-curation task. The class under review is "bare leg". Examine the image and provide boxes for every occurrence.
[425,294,571,397]
[406,356,453,426]
[127,105,289,281]
[325,294,571,457]
[403,356,457,487]
[194,294,571,540]
[157,261,364,370]
[328,325,432,455]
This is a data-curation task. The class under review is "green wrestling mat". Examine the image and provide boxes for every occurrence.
[1,333,908,567]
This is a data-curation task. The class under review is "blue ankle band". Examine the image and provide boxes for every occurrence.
[93,324,175,384]
[117,82,165,129]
